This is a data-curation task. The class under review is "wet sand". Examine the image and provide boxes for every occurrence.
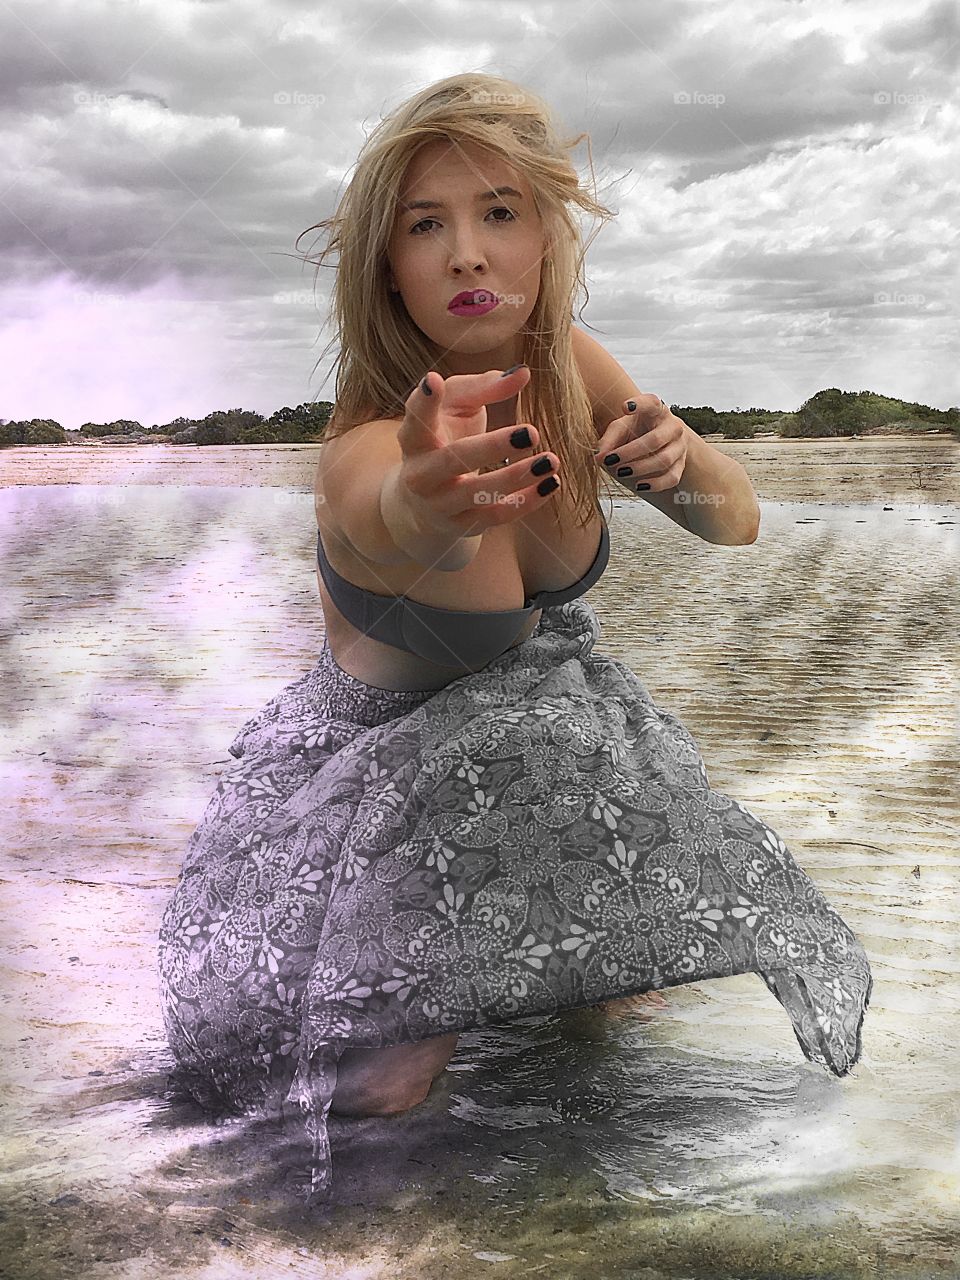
[1,444,958,1279]
[0,432,957,505]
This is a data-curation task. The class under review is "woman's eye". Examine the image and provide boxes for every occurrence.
[410,206,517,235]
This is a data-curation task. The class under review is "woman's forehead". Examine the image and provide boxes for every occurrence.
[399,140,526,197]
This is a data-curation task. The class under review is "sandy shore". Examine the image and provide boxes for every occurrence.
[1,435,957,505]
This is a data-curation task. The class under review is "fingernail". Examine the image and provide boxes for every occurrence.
[500,363,526,378]
[616,466,633,477]
[626,399,637,412]
[510,426,532,449]
[636,482,651,491]
[603,453,620,465]
[421,376,432,395]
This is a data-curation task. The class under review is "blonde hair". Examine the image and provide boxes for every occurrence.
[295,71,620,531]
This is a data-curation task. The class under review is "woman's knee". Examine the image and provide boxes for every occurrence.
[329,1076,429,1118]
[329,1032,459,1118]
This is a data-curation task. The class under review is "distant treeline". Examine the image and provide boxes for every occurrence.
[2,387,957,447]
[672,389,959,440]
[0,402,334,447]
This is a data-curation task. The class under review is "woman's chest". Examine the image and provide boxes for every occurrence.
[317,480,602,611]
[314,481,604,691]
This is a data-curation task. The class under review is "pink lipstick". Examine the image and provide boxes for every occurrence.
[448,289,499,317]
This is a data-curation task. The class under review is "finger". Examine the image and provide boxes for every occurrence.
[627,392,668,420]
[620,451,685,491]
[441,363,531,422]
[596,420,676,470]
[446,420,543,479]
[401,366,531,462]
[428,428,552,510]
[398,372,447,460]
[451,457,562,535]
[592,414,633,466]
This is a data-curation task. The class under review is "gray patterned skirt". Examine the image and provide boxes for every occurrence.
[157,599,873,1204]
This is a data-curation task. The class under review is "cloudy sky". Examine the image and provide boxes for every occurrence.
[1,0,957,430]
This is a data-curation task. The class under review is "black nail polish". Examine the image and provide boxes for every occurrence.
[510,426,532,449]
[626,399,637,412]
[603,453,620,465]
[500,363,526,378]
[636,482,651,491]
[537,475,559,496]
[530,455,553,476]
[421,376,432,395]
[616,466,633,477]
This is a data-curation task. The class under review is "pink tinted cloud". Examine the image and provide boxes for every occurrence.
[0,272,245,431]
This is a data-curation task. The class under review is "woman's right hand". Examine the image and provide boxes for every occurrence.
[395,365,562,541]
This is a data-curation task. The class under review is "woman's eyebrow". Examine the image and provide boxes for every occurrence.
[400,186,524,212]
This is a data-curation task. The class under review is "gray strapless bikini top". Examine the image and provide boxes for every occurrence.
[316,510,610,669]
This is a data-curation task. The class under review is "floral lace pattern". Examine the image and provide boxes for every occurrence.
[157,599,872,1205]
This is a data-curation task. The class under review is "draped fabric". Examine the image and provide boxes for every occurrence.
[158,599,872,1204]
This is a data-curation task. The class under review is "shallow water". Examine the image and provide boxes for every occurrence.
[1,483,957,1279]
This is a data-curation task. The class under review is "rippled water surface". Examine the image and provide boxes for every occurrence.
[1,476,957,1279]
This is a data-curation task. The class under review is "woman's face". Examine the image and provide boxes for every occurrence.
[385,139,548,373]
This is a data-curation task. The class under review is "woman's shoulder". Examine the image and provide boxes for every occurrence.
[569,326,637,432]
[326,402,403,439]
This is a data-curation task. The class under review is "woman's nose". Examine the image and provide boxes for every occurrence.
[447,233,487,272]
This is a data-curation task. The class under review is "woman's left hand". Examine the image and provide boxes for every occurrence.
[593,393,689,492]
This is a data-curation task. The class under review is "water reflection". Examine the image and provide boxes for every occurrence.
[1,484,957,1278]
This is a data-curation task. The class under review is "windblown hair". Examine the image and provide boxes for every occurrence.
[295,71,620,530]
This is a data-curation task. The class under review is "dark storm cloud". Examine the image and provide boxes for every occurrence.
[0,0,956,425]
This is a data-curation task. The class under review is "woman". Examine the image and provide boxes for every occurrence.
[157,72,872,1204]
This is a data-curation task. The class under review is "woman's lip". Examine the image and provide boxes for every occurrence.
[448,290,498,309]
[448,298,499,316]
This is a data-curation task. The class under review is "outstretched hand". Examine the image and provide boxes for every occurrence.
[593,393,689,492]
